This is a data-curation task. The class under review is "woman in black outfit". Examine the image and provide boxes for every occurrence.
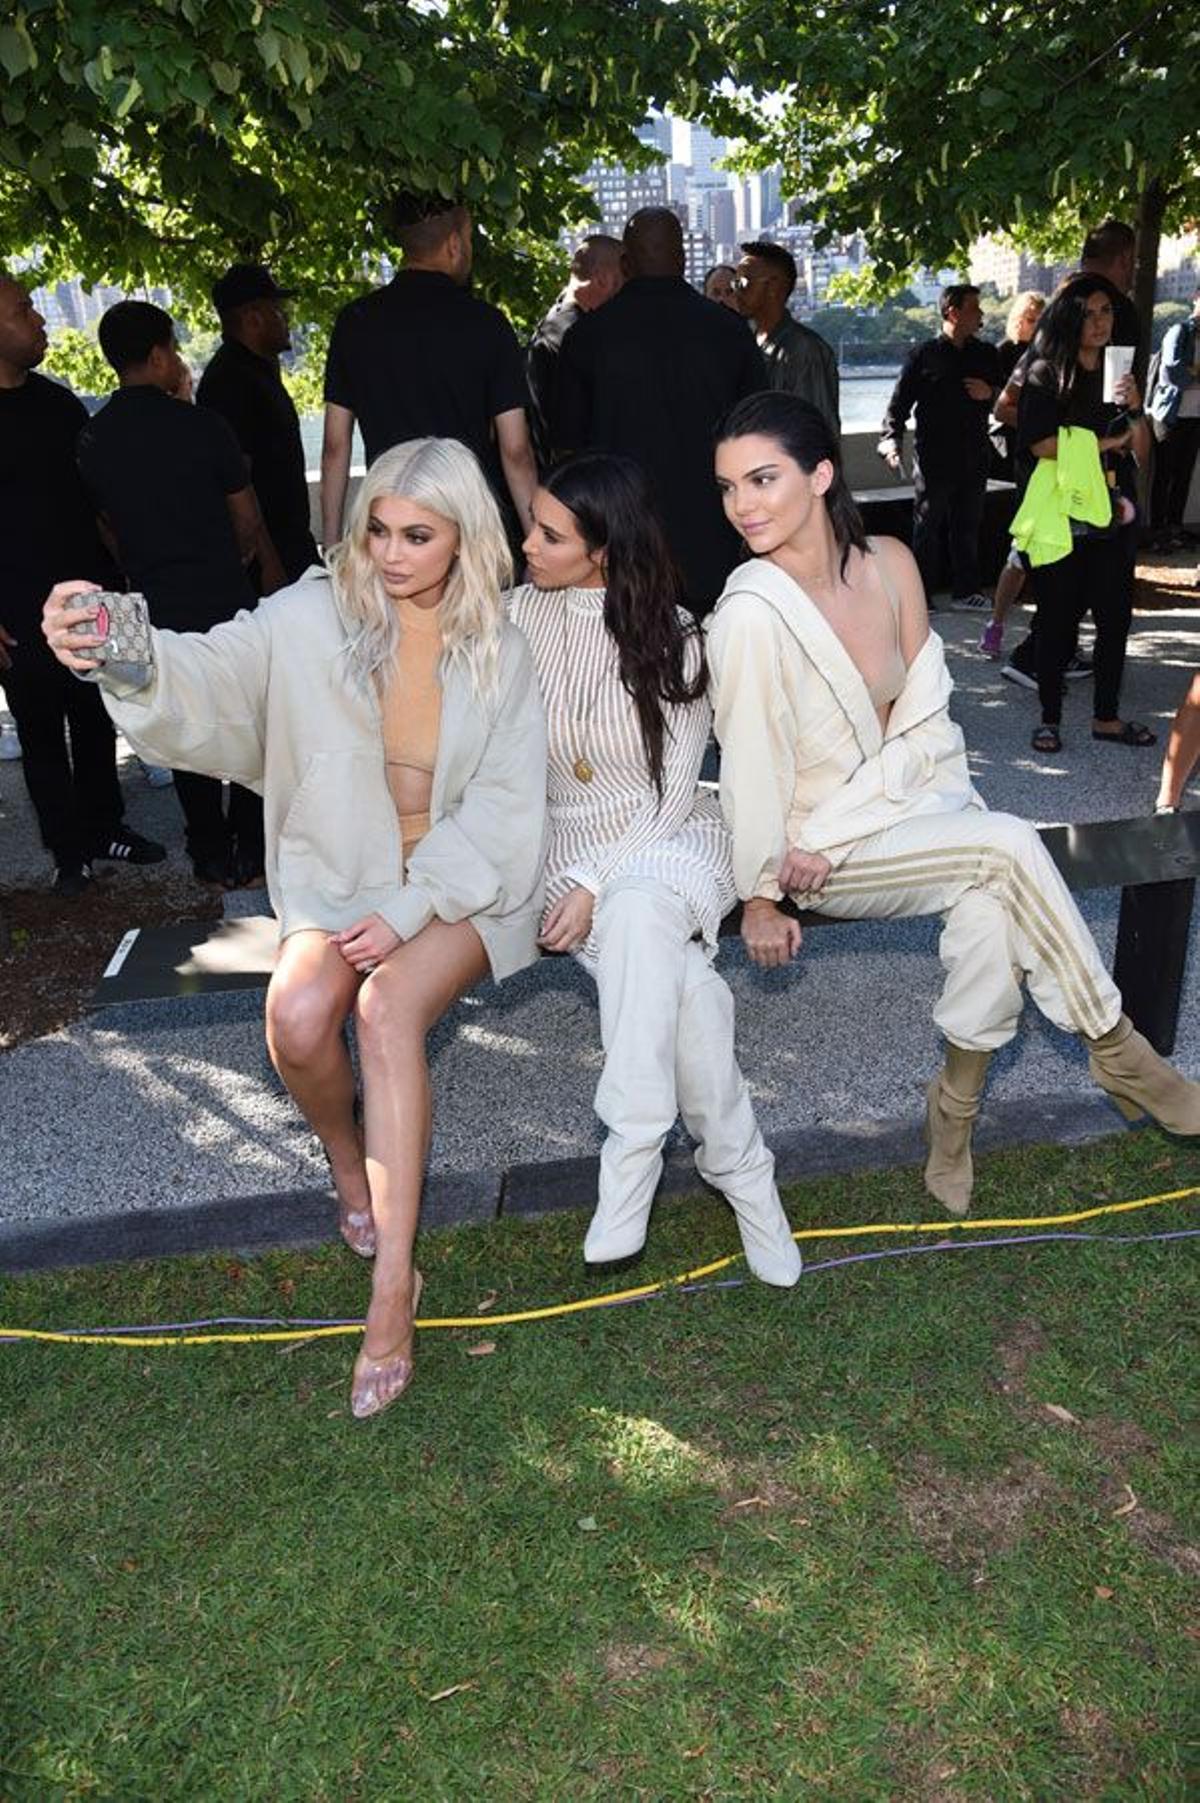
[1018,276,1153,755]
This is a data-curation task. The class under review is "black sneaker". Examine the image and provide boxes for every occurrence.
[92,828,167,866]
[1064,651,1093,681]
[1000,661,1037,692]
[53,860,93,899]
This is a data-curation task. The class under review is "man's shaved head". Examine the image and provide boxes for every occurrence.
[572,235,622,282]
[622,208,684,278]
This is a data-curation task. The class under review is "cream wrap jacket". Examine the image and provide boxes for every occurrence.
[89,569,548,979]
[705,557,983,902]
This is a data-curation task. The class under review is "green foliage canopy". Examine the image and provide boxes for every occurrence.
[710,1,1198,294]
[0,0,725,329]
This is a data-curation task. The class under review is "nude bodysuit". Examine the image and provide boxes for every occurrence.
[377,592,442,869]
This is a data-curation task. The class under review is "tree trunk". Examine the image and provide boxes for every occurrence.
[1133,173,1167,378]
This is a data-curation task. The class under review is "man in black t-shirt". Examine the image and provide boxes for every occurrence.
[321,195,537,548]
[78,300,272,885]
[879,284,1001,612]
[197,263,318,587]
[0,277,164,896]
[555,208,767,614]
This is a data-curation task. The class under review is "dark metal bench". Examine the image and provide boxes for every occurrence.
[91,815,1197,1055]
[718,811,1200,1055]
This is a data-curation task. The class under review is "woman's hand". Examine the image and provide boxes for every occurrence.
[329,914,402,973]
[538,886,595,954]
[42,581,105,671]
[741,897,803,968]
[778,847,833,895]
[1114,372,1142,411]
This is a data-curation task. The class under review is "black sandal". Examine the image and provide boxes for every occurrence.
[1032,724,1062,754]
[1092,721,1157,747]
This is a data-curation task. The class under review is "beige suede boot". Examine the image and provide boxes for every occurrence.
[924,1044,992,1217]
[1086,1015,1200,1136]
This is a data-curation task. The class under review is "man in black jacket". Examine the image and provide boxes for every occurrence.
[879,283,1001,613]
[556,208,766,614]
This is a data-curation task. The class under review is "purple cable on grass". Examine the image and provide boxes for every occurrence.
[2,1229,1196,1342]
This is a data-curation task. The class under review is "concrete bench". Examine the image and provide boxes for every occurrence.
[92,814,1199,1055]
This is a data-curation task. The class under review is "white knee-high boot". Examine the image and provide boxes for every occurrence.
[585,882,689,1266]
[675,944,801,1287]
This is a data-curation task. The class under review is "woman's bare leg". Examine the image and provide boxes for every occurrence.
[1157,671,1200,809]
[265,931,370,1242]
[352,918,489,1380]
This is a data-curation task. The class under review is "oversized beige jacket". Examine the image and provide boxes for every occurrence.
[706,557,983,902]
[90,569,548,978]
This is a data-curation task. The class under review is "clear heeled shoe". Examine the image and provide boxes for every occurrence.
[350,1270,424,1421]
[325,1104,376,1258]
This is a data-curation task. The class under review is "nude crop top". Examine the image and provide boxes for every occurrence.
[378,592,443,778]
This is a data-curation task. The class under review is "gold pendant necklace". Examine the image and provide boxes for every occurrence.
[561,590,607,784]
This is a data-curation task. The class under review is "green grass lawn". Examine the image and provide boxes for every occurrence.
[2,1130,1198,1801]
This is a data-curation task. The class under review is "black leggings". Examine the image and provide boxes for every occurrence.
[1034,530,1135,726]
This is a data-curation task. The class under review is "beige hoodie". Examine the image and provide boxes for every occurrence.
[90,569,548,979]
[706,557,982,902]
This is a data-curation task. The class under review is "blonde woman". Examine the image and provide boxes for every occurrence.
[43,439,548,1419]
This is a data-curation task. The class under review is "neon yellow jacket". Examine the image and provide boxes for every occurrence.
[1010,426,1112,567]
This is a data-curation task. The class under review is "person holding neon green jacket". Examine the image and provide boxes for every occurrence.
[1017,276,1152,757]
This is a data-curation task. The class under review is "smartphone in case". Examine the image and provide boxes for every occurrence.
[66,591,154,684]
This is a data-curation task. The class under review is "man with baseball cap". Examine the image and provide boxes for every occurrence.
[197,263,317,588]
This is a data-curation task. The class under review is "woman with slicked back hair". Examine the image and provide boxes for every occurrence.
[509,452,800,1285]
[707,392,1199,1219]
[43,437,548,1420]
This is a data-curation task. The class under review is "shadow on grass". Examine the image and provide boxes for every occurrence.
[1,1130,1197,1799]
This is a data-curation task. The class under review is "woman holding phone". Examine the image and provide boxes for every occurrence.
[1016,275,1153,756]
[43,438,547,1420]
[509,453,800,1285]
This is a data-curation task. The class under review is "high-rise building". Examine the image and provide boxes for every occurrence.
[687,125,729,189]
[637,113,673,158]
[683,230,714,290]
[585,157,669,236]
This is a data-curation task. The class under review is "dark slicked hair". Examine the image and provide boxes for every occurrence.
[740,240,797,296]
[716,390,869,579]
[98,300,175,374]
[543,453,705,798]
[939,283,980,320]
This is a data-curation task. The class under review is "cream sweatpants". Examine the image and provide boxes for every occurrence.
[806,809,1122,1050]
[581,877,801,1286]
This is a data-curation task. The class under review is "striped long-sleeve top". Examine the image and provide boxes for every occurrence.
[508,582,735,959]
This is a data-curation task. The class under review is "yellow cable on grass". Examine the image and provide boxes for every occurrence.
[2,1185,1196,1348]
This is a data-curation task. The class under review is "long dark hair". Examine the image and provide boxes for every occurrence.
[1030,275,1115,419]
[543,454,706,798]
[715,390,869,578]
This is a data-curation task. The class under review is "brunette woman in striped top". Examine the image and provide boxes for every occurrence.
[509,454,800,1284]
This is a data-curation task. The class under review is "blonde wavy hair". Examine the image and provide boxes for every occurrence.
[1005,289,1046,344]
[328,438,512,701]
